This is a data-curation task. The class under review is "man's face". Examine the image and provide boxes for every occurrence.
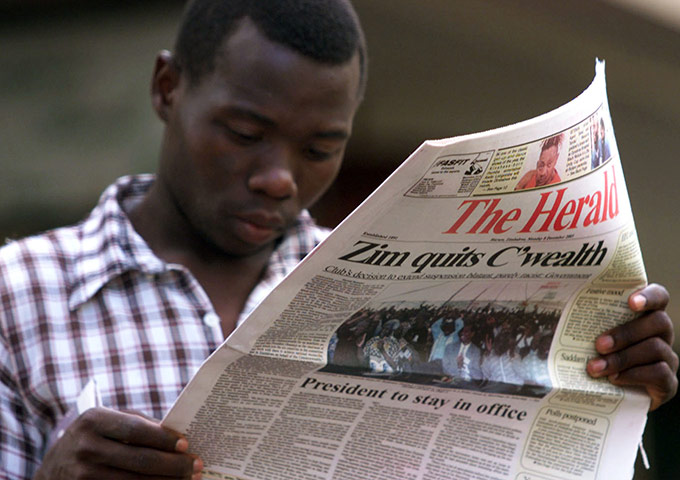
[155,19,361,256]
[535,145,559,186]
[459,326,473,344]
[441,319,456,335]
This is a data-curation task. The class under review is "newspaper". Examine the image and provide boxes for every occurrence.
[162,60,650,480]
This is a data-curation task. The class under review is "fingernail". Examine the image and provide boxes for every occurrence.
[631,294,646,311]
[596,335,614,352]
[175,438,189,452]
[589,358,607,374]
[193,458,203,473]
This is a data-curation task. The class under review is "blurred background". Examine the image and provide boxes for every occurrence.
[1,0,678,478]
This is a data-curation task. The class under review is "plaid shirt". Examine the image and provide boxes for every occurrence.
[0,175,328,479]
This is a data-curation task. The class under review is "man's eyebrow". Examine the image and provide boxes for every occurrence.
[222,107,350,139]
[223,107,276,127]
[314,130,350,140]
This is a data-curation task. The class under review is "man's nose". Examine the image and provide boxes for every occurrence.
[247,146,298,199]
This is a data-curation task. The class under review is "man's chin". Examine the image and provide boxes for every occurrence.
[211,238,278,259]
[198,220,284,259]
[192,228,277,260]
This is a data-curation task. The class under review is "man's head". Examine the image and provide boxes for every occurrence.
[441,317,457,336]
[458,325,474,345]
[592,117,600,142]
[148,0,365,258]
[174,0,367,98]
[535,132,564,186]
[537,335,552,360]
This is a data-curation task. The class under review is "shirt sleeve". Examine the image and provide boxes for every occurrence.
[0,244,46,480]
[0,332,45,480]
[430,317,443,339]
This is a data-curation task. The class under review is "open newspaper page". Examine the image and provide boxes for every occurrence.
[162,61,649,480]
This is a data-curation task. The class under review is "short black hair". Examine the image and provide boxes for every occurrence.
[174,0,367,97]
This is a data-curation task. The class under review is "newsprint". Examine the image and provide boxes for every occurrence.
[163,61,651,480]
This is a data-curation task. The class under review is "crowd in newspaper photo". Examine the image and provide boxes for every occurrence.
[323,282,563,398]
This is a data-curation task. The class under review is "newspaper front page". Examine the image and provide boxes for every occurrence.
[162,61,650,480]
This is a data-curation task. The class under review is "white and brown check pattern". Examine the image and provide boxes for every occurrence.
[0,175,327,479]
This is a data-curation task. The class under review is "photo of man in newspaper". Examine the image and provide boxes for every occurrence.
[323,280,574,398]
[591,112,612,169]
[515,132,567,190]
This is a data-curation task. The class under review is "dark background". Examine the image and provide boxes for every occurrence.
[1,1,679,478]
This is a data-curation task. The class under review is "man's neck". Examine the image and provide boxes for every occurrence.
[127,181,275,337]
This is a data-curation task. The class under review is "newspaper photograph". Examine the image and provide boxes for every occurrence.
[161,60,650,480]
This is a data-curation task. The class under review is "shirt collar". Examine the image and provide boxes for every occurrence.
[68,175,328,314]
[68,175,165,311]
[238,209,329,323]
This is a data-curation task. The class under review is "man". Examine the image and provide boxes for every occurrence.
[591,116,611,169]
[515,132,565,190]
[517,334,553,397]
[0,1,676,479]
[442,324,483,382]
[479,329,523,393]
[591,115,604,168]
[427,314,461,366]
[2,1,364,478]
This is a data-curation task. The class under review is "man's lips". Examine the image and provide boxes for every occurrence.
[237,211,285,229]
[234,212,285,245]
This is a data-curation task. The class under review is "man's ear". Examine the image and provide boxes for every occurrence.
[151,50,182,122]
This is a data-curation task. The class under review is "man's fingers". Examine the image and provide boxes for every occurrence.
[67,463,202,480]
[607,362,679,411]
[119,409,191,453]
[589,337,679,378]
[79,408,182,452]
[595,309,674,354]
[39,407,203,480]
[103,440,200,477]
[589,284,677,412]
[629,283,669,313]
[65,410,201,477]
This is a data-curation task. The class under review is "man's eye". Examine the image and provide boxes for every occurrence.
[216,121,262,143]
[306,144,341,161]
[228,127,262,143]
[306,148,333,161]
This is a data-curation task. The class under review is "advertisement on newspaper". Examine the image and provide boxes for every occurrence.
[162,61,650,480]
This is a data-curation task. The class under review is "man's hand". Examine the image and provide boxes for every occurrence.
[34,407,203,480]
[586,283,678,411]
